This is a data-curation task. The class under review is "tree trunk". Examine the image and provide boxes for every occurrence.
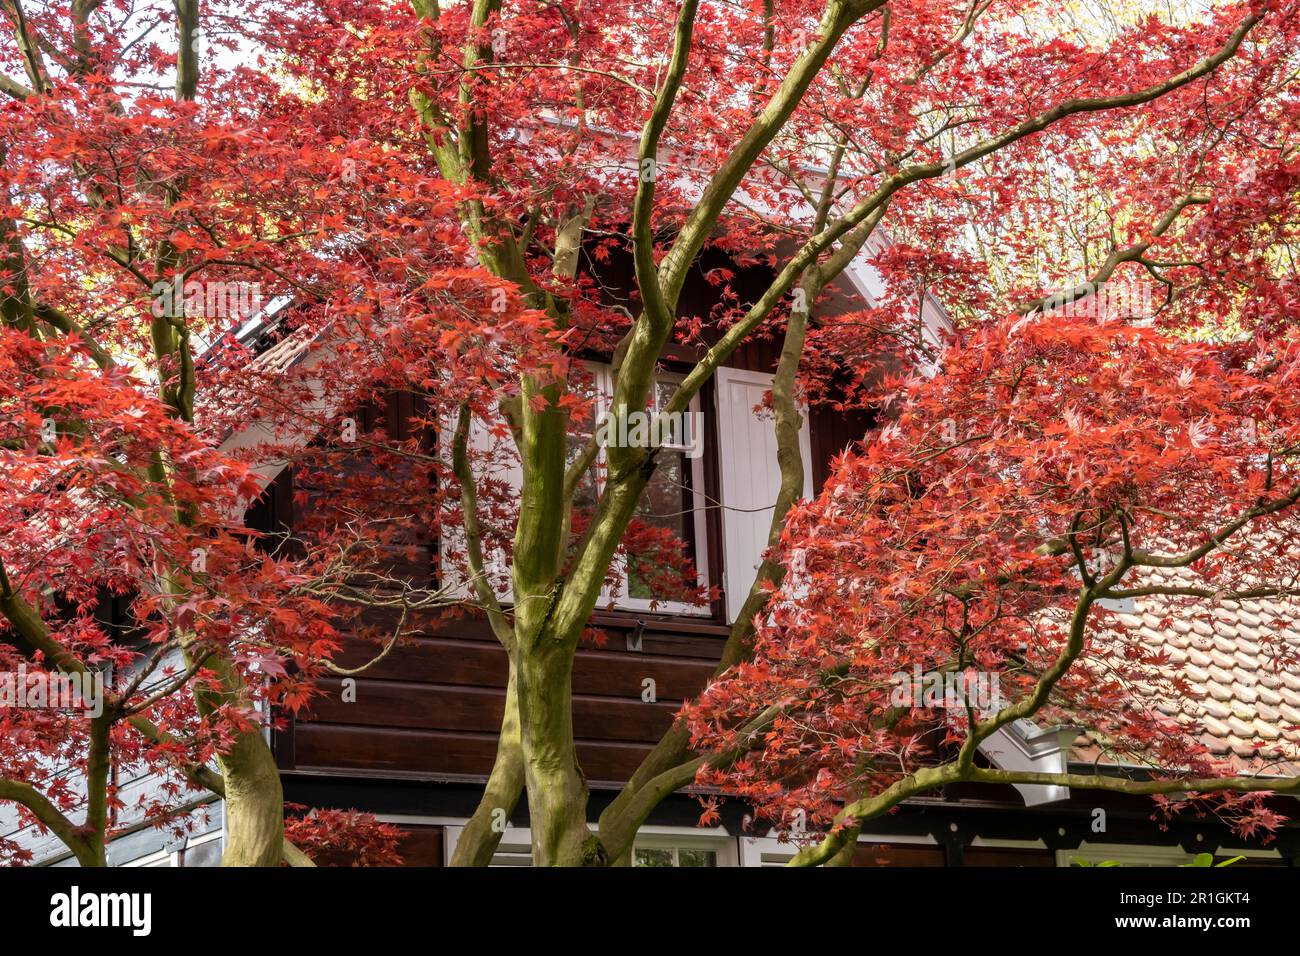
[81,713,112,867]
[189,653,285,867]
[215,722,285,867]
[516,636,600,866]
[824,824,860,866]
[449,656,525,866]
[596,273,817,863]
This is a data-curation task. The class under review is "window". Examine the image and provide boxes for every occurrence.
[442,821,739,866]
[121,831,223,868]
[446,362,816,620]
[1057,843,1283,867]
[1060,844,1195,867]
[631,829,738,867]
[486,838,534,867]
[740,841,798,867]
[178,832,224,867]
[634,846,717,867]
[571,363,712,616]
[441,362,712,615]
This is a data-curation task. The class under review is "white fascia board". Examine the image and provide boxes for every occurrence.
[977,719,1081,806]
[214,332,341,516]
[233,294,295,343]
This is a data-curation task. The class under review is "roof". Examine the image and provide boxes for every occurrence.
[1079,564,1300,775]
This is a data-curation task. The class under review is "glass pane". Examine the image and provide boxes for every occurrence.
[635,848,675,867]
[626,450,697,601]
[653,378,676,412]
[650,381,697,447]
[567,366,603,523]
[566,433,600,517]
[678,849,717,867]
[180,837,223,867]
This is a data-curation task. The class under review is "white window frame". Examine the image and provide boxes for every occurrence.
[1059,843,1197,867]
[438,818,738,866]
[583,362,713,617]
[631,827,739,867]
[437,363,713,616]
[120,846,178,868]
[120,829,223,868]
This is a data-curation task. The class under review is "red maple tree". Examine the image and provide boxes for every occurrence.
[2,0,1299,867]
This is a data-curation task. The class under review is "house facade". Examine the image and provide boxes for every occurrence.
[238,239,1300,868]
[6,234,1298,868]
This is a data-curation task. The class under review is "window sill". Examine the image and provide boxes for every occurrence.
[588,609,730,637]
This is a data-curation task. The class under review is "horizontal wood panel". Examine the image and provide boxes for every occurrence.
[395,824,444,867]
[588,613,730,638]
[961,847,1056,867]
[304,680,681,742]
[330,636,718,701]
[287,608,729,782]
[353,607,730,652]
[855,843,946,867]
[580,628,726,659]
[294,724,653,782]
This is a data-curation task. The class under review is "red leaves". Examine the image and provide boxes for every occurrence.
[283,804,406,866]
[687,315,1300,836]
[1,0,1298,862]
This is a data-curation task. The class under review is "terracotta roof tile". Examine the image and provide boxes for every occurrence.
[1201,698,1231,719]
[1206,681,1233,702]
[1234,650,1261,671]
[1202,715,1233,739]
[1076,563,1300,774]
[1207,665,1236,686]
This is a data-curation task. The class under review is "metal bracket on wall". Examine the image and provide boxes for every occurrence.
[626,620,646,652]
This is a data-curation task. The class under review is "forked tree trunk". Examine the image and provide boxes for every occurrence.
[595,275,817,863]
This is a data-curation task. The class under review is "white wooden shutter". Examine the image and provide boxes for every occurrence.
[714,368,814,623]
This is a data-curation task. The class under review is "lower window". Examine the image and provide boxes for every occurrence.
[634,845,718,867]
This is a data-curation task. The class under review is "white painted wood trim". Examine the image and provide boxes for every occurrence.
[714,367,813,623]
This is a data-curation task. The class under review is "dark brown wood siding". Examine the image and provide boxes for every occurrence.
[268,239,879,790]
[271,394,873,785]
[853,843,946,867]
[808,403,875,491]
[395,824,445,867]
[279,611,728,786]
[960,846,1057,867]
